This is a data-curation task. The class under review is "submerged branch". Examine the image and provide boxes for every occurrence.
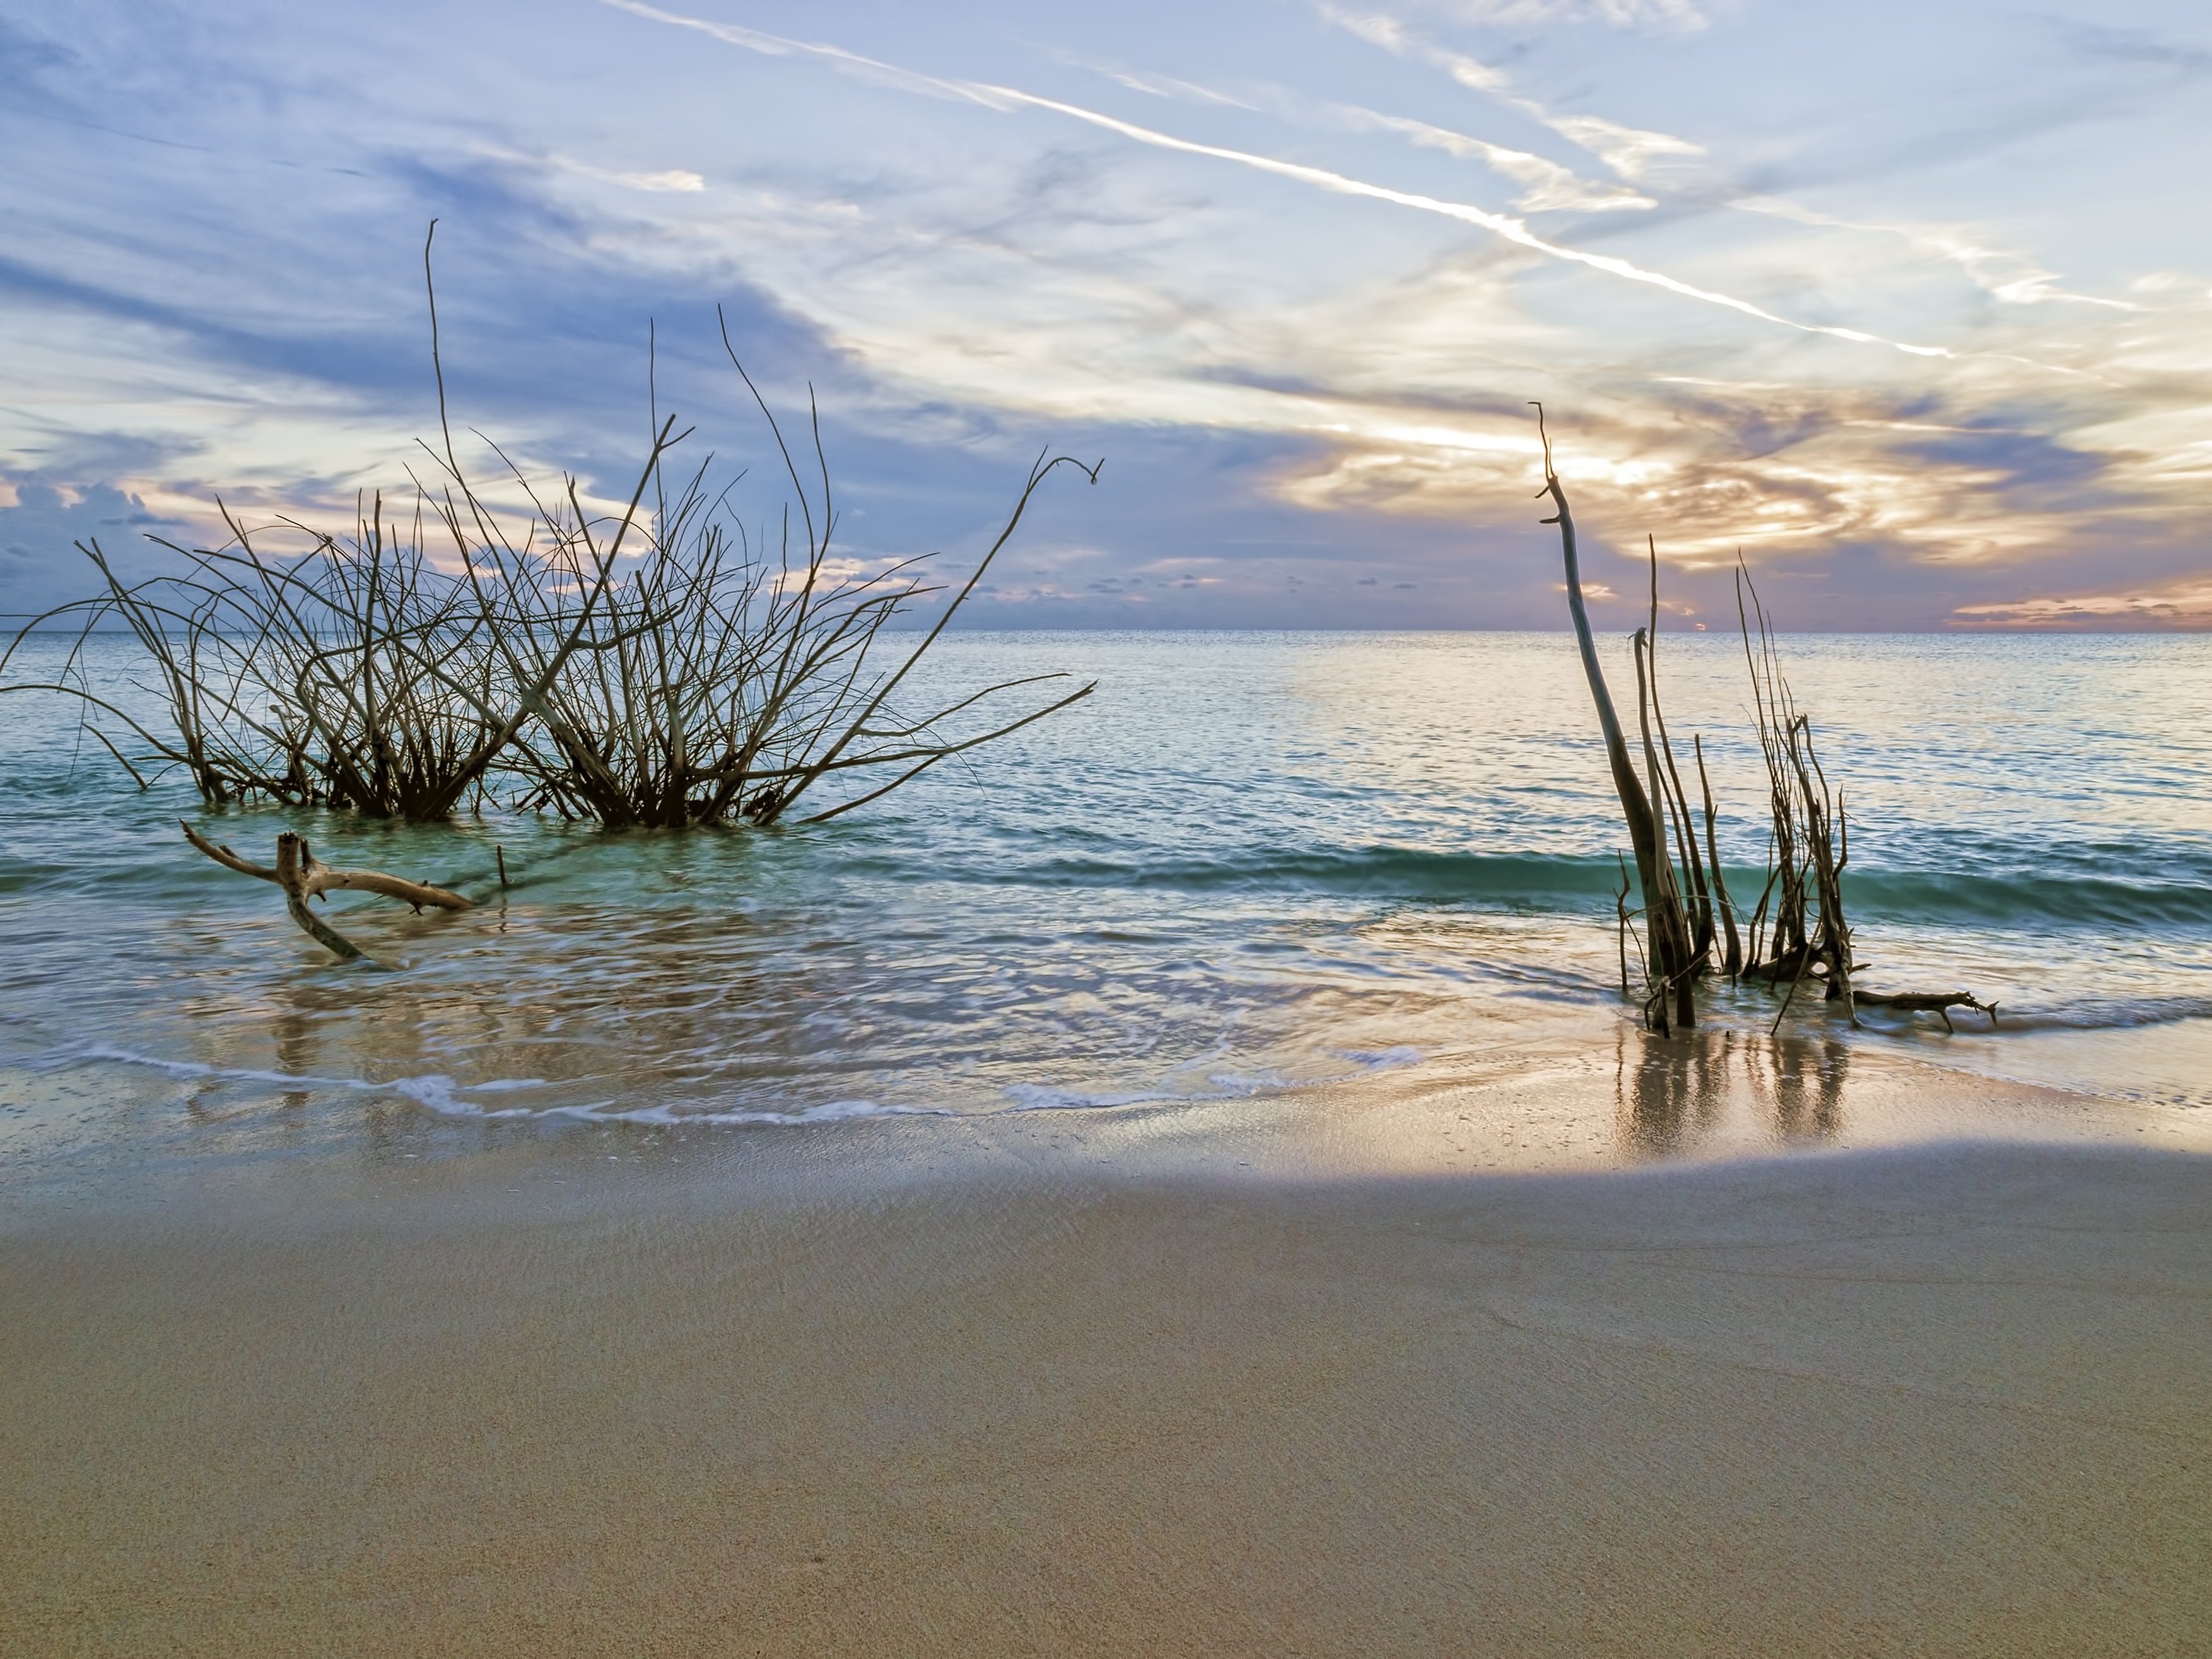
[182,820,473,961]
[1850,989,2000,1032]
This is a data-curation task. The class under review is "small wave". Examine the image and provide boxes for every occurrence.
[1842,869,2212,930]
[1937,996,2212,1035]
[980,848,1630,902]
[860,844,2212,932]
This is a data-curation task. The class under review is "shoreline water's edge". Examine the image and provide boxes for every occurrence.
[7,1023,2208,1231]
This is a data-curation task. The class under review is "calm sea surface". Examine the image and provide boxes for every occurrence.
[3,630,2208,1177]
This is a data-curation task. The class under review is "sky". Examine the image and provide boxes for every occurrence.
[2,0,2208,630]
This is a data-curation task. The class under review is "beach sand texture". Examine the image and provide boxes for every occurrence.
[4,1053,2208,1656]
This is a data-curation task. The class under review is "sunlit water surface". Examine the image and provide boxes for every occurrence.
[3,631,2206,1176]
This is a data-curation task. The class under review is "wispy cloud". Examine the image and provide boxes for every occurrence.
[1405,0,1716,30]
[2045,18,2212,74]
[1331,107,1656,210]
[1954,576,2212,629]
[1323,9,1712,184]
[1543,114,1705,182]
[1064,52,1656,212]
[978,84,1955,349]
[1731,196,2138,310]
[478,146,706,193]
[599,0,1008,106]
[611,2,1958,360]
[1071,61,1261,110]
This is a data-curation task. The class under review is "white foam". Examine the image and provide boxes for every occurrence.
[1002,1083,1185,1111]
[565,1098,950,1127]
[1003,1045,1427,1113]
[389,1075,541,1118]
[76,1045,347,1089]
[1203,1069,1295,1094]
[68,1040,1428,1131]
[64,1045,951,1128]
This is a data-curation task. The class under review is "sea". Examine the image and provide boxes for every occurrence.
[3,629,2208,1183]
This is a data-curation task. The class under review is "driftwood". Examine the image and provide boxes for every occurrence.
[182,821,471,961]
[1850,990,2000,1033]
[1532,413,1995,1040]
[1532,405,1697,1031]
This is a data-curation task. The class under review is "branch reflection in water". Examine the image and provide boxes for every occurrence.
[1614,1027,1849,1157]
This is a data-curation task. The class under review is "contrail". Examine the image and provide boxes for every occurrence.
[978,86,1952,359]
[604,0,1956,359]
[602,0,1000,103]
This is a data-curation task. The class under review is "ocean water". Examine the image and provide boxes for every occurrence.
[3,630,2207,1176]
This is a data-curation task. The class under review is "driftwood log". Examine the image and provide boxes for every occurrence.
[1742,951,2001,1032]
[1849,990,2001,1033]
[182,821,472,961]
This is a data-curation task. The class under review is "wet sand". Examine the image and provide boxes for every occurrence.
[4,1043,2210,1655]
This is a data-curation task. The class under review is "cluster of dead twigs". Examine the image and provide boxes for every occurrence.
[1535,406,1996,1037]
[4,233,1099,831]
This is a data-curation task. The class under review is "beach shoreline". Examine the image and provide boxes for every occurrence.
[6,1042,2209,1655]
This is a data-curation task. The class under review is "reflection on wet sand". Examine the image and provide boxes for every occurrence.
[1615,1026,1851,1157]
[1770,1033,1851,1142]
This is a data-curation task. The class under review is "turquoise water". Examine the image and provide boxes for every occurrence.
[3,630,2208,1172]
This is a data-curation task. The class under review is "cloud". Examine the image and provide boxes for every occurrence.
[1953,576,2212,630]
[976,85,1972,360]
[1323,9,1712,184]
[598,0,1006,107]
[0,16,78,117]
[1074,62,1261,110]
[2044,20,2212,76]
[1731,196,2139,311]
[1064,49,1658,212]
[0,478,187,618]
[1396,0,1717,31]
[1542,114,1705,182]
[1333,107,1656,209]
[598,1,1975,361]
[477,148,706,194]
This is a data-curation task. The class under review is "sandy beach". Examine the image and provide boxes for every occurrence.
[5,1041,2209,1656]
[8,0,2211,1644]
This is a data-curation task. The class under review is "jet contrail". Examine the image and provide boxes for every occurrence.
[604,0,1957,359]
[978,86,1952,359]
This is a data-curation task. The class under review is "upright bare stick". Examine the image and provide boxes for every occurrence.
[1531,406,1694,1030]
